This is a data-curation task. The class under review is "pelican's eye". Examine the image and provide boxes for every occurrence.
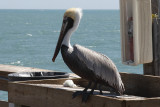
[63,17,68,24]
[62,17,74,36]
[63,19,67,23]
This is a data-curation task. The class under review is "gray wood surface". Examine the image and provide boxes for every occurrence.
[0,101,8,107]
[0,64,53,91]
[152,0,158,14]
[143,19,160,75]
[8,73,160,107]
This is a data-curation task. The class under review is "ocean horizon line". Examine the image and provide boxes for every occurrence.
[0,8,119,11]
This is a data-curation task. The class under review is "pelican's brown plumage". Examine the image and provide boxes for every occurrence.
[52,8,125,102]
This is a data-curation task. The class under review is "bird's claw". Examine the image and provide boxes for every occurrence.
[72,91,83,99]
[72,91,91,103]
[82,92,90,102]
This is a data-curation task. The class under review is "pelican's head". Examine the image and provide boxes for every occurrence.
[52,8,82,62]
[64,8,82,30]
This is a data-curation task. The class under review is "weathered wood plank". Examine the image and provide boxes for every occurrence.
[0,100,8,107]
[0,78,8,91]
[151,0,158,14]
[121,72,160,97]
[0,64,53,78]
[143,19,160,75]
[0,64,71,91]
[8,73,160,107]
[152,18,160,75]
[8,81,124,107]
[126,98,160,107]
[13,72,160,97]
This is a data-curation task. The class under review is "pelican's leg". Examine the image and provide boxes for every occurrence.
[89,82,97,94]
[72,81,92,99]
[82,82,97,102]
[98,84,103,95]
[108,86,121,96]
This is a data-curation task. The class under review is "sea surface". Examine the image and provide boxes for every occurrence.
[0,9,142,101]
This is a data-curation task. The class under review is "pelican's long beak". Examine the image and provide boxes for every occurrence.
[52,18,68,62]
[52,8,77,62]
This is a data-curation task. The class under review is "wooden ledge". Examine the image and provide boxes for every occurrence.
[8,78,160,107]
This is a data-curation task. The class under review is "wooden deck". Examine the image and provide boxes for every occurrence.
[1,64,160,107]
[0,64,78,107]
[8,77,160,107]
[0,64,53,91]
[0,64,55,107]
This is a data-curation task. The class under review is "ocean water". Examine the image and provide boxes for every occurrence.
[0,9,142,101]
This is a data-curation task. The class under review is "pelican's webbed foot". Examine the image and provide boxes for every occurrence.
[81,92,91,102]
[82,82,98,102]
[72,91,91,102]
[72,91,87,99]
[72,81,98,102]
[72,81,92,98]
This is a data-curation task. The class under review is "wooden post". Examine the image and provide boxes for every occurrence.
[143,0,160,76]
[143,0,160,75]
[143,18,160,75]
[151,0,158,14]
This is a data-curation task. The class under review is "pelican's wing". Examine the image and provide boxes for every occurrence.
[74,44,125,94]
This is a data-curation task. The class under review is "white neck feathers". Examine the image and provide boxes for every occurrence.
[62,8,82,48]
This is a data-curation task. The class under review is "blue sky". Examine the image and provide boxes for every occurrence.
[0,0,119,9]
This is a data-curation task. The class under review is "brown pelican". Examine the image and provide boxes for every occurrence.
[52,8,125,102]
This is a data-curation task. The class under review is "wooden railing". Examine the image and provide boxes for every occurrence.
[0,64,54,107]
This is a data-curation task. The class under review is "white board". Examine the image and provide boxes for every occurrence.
[120,0,153,66]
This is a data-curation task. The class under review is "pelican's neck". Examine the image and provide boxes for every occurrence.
[62,29,73,48]
[62,10,81,48]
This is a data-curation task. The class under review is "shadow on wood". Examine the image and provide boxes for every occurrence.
[8,72,160,107]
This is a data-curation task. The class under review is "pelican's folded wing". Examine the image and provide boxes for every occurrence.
[73,44,125,94]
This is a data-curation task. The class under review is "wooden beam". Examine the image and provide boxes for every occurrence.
[14,72,160,97]
[8,73,160,107]
[0,100,8,107]
[0,78,8,91]
[152,19,160,75]
[9,82,123,107]
[120,72,160,97]
[0,64,79,91]
[0,64,53,78]
[143,18,160,75]
[151,0,158,14]
[126,99,160,107]
[0,64,55,91]
[143,0,160,75]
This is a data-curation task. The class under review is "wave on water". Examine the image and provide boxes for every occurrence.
[52,30,60,33]
[25,22,32,25]
[86,46,97,48]
[10,61,23,66]
[26,34,32,36]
